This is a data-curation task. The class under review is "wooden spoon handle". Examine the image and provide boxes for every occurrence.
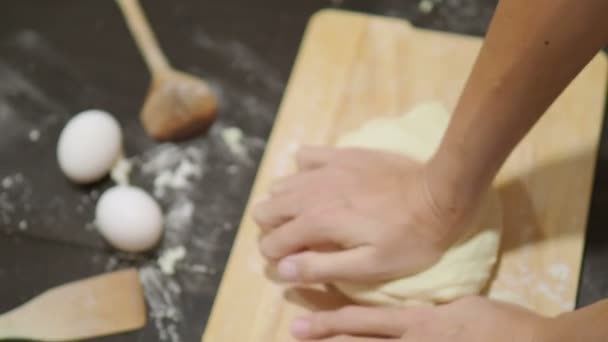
[116,0,171,75]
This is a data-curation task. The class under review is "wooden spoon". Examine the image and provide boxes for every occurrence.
[116,0,218,141]
[0,269,146,341]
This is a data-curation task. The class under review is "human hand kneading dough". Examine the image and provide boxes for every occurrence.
[290,296,547,342]
[254,146,470,283]
[254,0,608,340]
[289,295,608,342]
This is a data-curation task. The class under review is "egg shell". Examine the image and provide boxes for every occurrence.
[96,186,164,253]
[57,109,122,184]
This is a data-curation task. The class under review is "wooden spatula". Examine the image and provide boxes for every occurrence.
[0,268,146,341]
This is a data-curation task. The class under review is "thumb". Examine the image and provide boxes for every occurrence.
[277,247,378,283]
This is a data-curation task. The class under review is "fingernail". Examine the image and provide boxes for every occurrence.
[277,258,298,281]
[291,317,311,338]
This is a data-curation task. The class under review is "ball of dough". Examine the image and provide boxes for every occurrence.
[95,186,164,253]
[333,102,503,306]
[57,109,122,184]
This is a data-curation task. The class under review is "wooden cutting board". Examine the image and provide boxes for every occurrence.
[203,9,608,341]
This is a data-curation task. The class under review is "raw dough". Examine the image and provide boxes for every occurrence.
[334,102,503,306]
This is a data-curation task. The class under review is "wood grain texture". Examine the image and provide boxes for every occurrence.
[203,10,608,341]
[0,269,146,341]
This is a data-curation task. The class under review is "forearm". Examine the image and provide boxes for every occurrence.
[541,299,608,341]
[427,0,608,226]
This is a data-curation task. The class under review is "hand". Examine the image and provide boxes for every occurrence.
[290,296,549,342]
[254,146,476,284]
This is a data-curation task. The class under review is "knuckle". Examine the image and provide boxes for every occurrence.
[270,176,294,195]
[300,210,325,227]
[294,258,318,283]
[336,305,364,317]
[295,253,333,283]
[259,236,280,260]
[364,250,401,279]
[294,147,308,162]
[252,202,272,227]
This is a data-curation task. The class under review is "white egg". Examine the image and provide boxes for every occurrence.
[95,186,164,253]
[57,109,122,184]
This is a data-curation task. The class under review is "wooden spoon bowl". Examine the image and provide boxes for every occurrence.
[142,70,218,141]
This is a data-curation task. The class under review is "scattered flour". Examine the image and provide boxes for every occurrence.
[221,126,247,158]
[1,173,24,190]
[192,31,284,93]
[138,144,206,198]
[139,266,183,342]
[548,263,570,282]
[28,129,40,142]
[1,177,12,189]
[166,199,195,232]
[535,282,571,310]
[158,246,187,275]
[110,157,133,185]
[187,264,215,275]
[153,159,202,198]
[226,164,239,174]
[489,288,532,310]
[0,173,29,225]
[418,0,435,13]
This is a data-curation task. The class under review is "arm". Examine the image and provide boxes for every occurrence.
[290,296,608,341]
[255,0,608,286]
[544,300,608,341]
[428,0,608,233]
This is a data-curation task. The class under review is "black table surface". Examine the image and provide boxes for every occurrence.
[1,1,607,341]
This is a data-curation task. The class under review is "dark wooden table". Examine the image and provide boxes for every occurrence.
[1,1,606,341]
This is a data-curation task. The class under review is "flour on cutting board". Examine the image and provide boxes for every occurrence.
[548,263,570,282]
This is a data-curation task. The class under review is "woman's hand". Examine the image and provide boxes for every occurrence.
[291,296,549,342]
[253,146,481,284]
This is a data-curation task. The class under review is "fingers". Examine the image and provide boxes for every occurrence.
[276,248,378,283]
[269,169,323,196]
[296,146,336,170]
[259,210,354,260]
[292,306,406,340]
[315,337,392,342]
[253,192,302,232]
[254,169,327,231]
